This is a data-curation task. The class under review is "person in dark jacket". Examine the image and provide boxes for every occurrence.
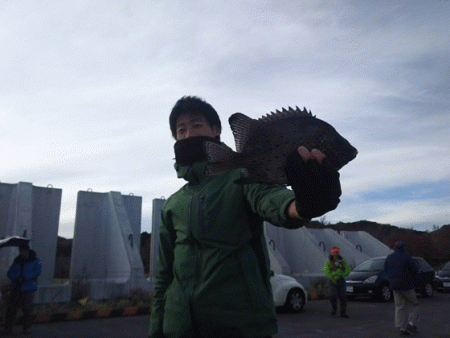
[148,96,342,338]
[384,241,419,336]
[3,243,42,336]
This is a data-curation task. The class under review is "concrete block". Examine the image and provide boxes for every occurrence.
[70,191,150,300]
[264,224,391,281]
[340,231,393,257]
[149,198,165,287]
[0,182,61,287]
[305,228,371,268]
[34,284,72,304]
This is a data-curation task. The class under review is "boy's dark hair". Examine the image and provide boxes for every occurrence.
[169,96,221,139]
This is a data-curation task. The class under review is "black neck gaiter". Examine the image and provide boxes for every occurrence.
[174,136,221,166]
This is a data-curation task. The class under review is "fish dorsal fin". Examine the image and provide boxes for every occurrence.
[259,106,314,123]
[229,113,256,153]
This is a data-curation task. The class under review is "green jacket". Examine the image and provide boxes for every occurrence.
[148,158,300,338]
[324,256,351,283]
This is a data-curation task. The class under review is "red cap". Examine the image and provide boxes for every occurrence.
[331,247,340,254]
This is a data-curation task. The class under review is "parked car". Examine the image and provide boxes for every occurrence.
[270,271,307,312]
[345,256,436,302]
[435,260,450,292]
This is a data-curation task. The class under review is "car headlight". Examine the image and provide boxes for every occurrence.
[363,275,378,284]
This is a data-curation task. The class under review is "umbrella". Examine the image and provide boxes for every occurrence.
[0,236,30,249]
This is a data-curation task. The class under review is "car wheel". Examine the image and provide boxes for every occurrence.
[422,282,434,298]
[378,285,392,302]
[284,288,305,312]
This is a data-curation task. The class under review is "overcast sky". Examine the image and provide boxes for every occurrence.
[1,1,449,238]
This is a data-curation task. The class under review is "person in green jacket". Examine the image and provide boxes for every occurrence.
[324,246,351,318]
[148,96,342,338]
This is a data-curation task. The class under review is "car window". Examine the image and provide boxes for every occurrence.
[414,258,433,273]
[442,261,450,270]
[353,259,385,272]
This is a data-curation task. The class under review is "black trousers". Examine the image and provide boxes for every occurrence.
[329,279,347,314]
[4,290,35,332]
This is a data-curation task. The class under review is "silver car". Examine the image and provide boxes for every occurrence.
[270,272,308,312]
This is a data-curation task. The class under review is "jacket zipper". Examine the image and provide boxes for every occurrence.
[191,192,206,301]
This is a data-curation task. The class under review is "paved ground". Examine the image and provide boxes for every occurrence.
[275,291,450,338]
[4,292,450,337]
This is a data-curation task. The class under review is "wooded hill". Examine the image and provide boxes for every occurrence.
[54,221,450,278]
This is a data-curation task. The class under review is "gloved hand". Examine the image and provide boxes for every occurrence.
[284,149,341,219]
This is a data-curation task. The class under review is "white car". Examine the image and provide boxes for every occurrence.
[270,271,307,312]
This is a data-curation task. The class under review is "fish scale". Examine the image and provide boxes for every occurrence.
[205,107,357,185]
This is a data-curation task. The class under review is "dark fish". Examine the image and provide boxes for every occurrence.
[204,106,358,184]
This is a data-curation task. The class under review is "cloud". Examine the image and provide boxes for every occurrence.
[0,1,449,237]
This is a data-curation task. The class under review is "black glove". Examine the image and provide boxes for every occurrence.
[284,150,341,219]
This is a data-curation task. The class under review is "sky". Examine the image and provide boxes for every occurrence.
[1,1,449,238]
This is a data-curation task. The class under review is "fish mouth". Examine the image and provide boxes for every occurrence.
[337,148,358,170]
[346,149,358,164]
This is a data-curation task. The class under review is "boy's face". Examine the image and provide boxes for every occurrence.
[175,113,221,141]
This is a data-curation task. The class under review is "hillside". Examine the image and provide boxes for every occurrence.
[54,221,450,278]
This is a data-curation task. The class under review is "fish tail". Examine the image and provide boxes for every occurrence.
[205,141,242,175]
